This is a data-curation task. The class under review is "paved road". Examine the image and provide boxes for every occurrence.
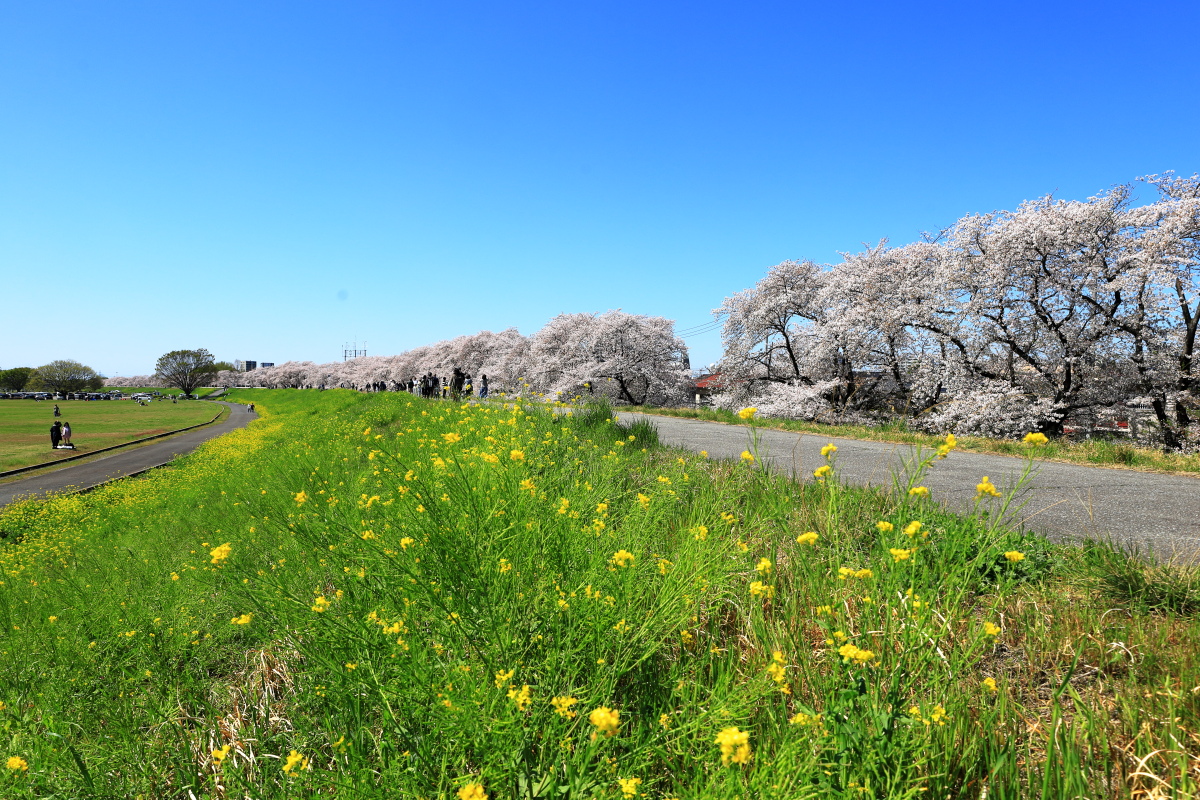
[619,412,1200,561]
[0,401,257,508]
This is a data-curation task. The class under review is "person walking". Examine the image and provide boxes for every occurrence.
[480,374,489,400]
[53,404,61,417]
[50,421,62,449]
[61,422,72,446]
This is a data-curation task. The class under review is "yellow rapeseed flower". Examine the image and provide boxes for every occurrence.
[820,443,837,458]
[975,476,1002,498]
[902,521,924,538]
[212,745,231,765]
[610,550,634,568]
[740,450,755,464]
[876,521,894,534]
[457,783,487,800]
[749,581,775,600]
[7,756,29,772]
[1004,551,1025,563]
[983,622,1001,637]
[510,449,525,461]
[618,777,643,797]
[311,595,331,613]
[714,726,751,766]
[889,548,914,562]
[551,696,578,719]
[908,486,929,498]
[231,613,253,625]
[209,542,232,565]
[813,464,832,480]
[1023,432,1048,445]
[589,706,620,738]
[983,677,998,693]
[755,557,772,575]
[294,490,308,504]
[737,407,757,421]
[442,432,463,444]
[796,531,818,546]
[637,493,651,509]
[507,684,532,711]
[281,750,309,774]
[837,643,875,665]
[691,525,708,541]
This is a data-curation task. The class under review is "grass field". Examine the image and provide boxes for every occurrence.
[0,389,1196,798]
[628,405,1200,477]
[0,398,221,472]
[114,385,221,397]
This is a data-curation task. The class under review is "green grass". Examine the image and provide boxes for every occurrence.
[0,390,1195,798]
[114,385,221,397]
[0,398,222,472]
[628,405,1200,477]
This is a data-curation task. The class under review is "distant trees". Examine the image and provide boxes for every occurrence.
[0,367,35,391]
[32,360,103,393]
[154,349,218,396]
[712,173,1200,448]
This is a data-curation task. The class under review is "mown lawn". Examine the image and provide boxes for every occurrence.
[0,398,221,472]
[0,390,1195,798]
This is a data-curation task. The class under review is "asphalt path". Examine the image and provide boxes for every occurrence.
[0,400,257,508]
[618,412,1200,561]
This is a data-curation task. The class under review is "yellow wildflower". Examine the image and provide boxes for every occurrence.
[458,783,487,800]
[737,407,757,421]
[311,595,330,613]
[494,669,514,688]
[507,684,532,711]
[983,622,1001,637]
[7,756,29,772]
[691,525,709,541]
[820,443,838,458]
[499,558,512,573]
[975,476,1002,498]
[908,486,929,498]
[618,777,643,797]
[209,542,232,565]
[714,726,752,766]
[230,613,253,625]
[442,432,462,444]
[294,490,307,504]
[876,521,894,534]
[510,449,525,461]
[1004,551,1025,563]
[749,581,775,600]
[837,643,875,665]
[740,450,755,464]
[902,521,923,537]
[796,531,818,546]
[589,706,620,738]
[889,548,913,562]
[610,550,634,568]
[551,696,578,719]
[281,750,309,774]
[637,493,651,509]
[212,745,231,765]
[755,557,772,575]
[1023,432,1048,445]
[813,464,832,480]
[983,677,998,693]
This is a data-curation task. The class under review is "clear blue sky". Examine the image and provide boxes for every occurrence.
[3,1,1197,376]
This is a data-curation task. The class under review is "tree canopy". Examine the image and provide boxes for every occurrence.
[33,360,102,393]
[154,349,218,396]
[0,367,35,391]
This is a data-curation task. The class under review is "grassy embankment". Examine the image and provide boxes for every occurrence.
[0,389,1197,798]
[0,398,221,472]
[627,405,1200,477]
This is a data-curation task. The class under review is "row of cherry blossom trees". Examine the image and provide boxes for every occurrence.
[108,311,692,406]
[712,174,1200,447]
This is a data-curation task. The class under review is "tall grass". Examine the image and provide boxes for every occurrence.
[0,390,1195,798]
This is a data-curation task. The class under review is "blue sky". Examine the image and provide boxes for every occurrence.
[2,1,1197,376]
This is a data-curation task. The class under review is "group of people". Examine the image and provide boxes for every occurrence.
[50,420,73,449]
[410,370,489,400]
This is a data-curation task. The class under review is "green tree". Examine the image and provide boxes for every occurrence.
[0,367,35,391]
[155,349,218,396]
[34,360,101,393]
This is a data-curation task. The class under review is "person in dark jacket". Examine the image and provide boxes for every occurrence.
[50,421,62,449]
